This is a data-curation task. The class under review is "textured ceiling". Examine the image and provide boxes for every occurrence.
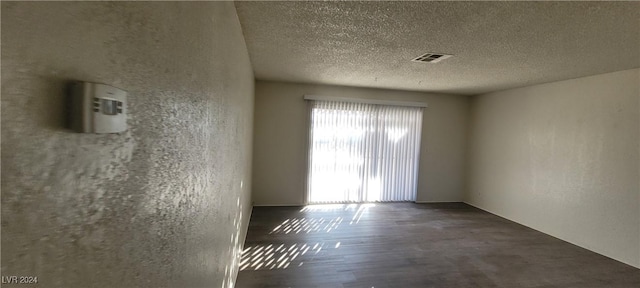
[235,1,640,95]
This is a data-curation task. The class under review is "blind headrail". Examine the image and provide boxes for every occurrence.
[303,95,428,108]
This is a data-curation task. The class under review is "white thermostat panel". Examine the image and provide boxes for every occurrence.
[70,82,127,133]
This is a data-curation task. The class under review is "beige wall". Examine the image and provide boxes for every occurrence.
[466,69,640,268]
[1,2,254,287]
[252,80,469,205]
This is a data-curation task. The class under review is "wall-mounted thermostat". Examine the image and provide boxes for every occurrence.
[70,82,127,133]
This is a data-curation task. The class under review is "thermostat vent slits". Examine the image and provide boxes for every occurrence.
[411,53,453,63]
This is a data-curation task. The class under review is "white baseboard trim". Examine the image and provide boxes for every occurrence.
[462,201,640,269]
[414,200,464,203]
[253,203,304,207]
[256,201,463,205]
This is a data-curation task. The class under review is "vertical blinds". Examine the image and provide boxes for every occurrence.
[307,100,423,204]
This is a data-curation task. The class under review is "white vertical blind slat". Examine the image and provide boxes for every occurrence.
[307,100,423,204]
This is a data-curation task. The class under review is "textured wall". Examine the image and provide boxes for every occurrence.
[466,69,639,268]
[252,80,468,205]
[1,2,254,287]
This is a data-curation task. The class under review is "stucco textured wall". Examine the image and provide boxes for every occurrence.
[1,2,254,287]
[466,69,639,268]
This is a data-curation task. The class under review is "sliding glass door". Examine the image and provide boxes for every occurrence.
[306,100,423,204]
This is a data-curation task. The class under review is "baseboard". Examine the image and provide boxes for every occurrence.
[252,203,304,207]
[256,201,463,205]
[414,200,463,204]
[462,201,640,269]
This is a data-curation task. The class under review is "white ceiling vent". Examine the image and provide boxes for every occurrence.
[411,53,453,63]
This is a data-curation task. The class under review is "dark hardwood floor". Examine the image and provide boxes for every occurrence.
[235,203,640,288]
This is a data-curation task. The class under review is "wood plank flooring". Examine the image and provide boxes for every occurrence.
[235,203,640,288]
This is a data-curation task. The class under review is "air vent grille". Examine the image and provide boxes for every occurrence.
[411,53,453,63]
